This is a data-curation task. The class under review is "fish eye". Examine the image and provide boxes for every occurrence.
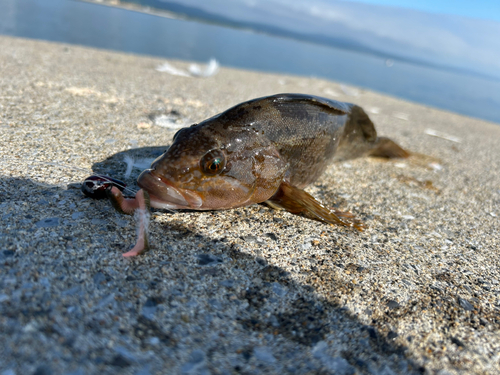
[200,149,226,175]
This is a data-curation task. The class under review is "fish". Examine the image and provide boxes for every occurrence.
[106,93,409,256]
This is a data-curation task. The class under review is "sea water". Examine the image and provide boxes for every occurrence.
[1,0,499,124]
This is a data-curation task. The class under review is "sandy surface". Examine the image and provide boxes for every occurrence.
[0,35,499,375]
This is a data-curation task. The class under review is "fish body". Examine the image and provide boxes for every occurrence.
[108,93,408,255]
[137,93,407,214]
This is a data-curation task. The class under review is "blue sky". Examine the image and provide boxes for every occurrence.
[341,0,500,22]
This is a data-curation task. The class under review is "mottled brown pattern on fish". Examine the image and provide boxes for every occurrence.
[134,93,408,228]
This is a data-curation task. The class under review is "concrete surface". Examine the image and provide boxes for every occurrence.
[0,35,499,375]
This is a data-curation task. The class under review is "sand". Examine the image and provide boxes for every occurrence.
[0,35,499,375]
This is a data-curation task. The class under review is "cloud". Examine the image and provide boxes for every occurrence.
[165,0,500,79]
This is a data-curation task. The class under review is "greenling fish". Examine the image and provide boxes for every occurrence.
[107,93,409,256]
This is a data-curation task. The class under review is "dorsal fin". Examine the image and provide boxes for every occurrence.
[269,93,349,115]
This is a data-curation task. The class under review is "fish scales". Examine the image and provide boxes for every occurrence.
[215,94,349,188]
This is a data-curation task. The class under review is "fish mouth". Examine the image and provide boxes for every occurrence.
[137,169,203,210]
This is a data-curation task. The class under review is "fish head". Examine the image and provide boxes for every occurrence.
[137,122,287,210]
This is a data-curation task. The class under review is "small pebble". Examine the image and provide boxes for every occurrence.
[33,366,52,375]
[301,241,312,250]
[219,279,235,288]
[39,277,51,288]
[91,218,107,225]
[110,354,132,368]
[146,337,160,346]
[242,235,260,243]
[93,272,107,286]
[114,346,137,364]
[181,350,206,374]
[265,233,278,241]
[458,297,474,311]
[387,331,398,340]
[35,217,60,228]
[97,293,115,309]
[312,342,355,375]
[386,300,401,309]
[272,282,287,297]
[197,254,223,266]
[71,211,84,220]
[142,305,158,320]
[115,219,129,227]
[253,347,277,364]
[62,286,81,296]
[269,315,280,327]
[208,298,222,310]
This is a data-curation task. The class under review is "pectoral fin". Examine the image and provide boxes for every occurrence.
[266,182,364,231]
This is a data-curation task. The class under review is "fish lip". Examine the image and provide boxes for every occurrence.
[137,169,202,209]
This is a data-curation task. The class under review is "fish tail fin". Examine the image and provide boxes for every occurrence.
[266,182,365,231]
[369,137,410,159]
